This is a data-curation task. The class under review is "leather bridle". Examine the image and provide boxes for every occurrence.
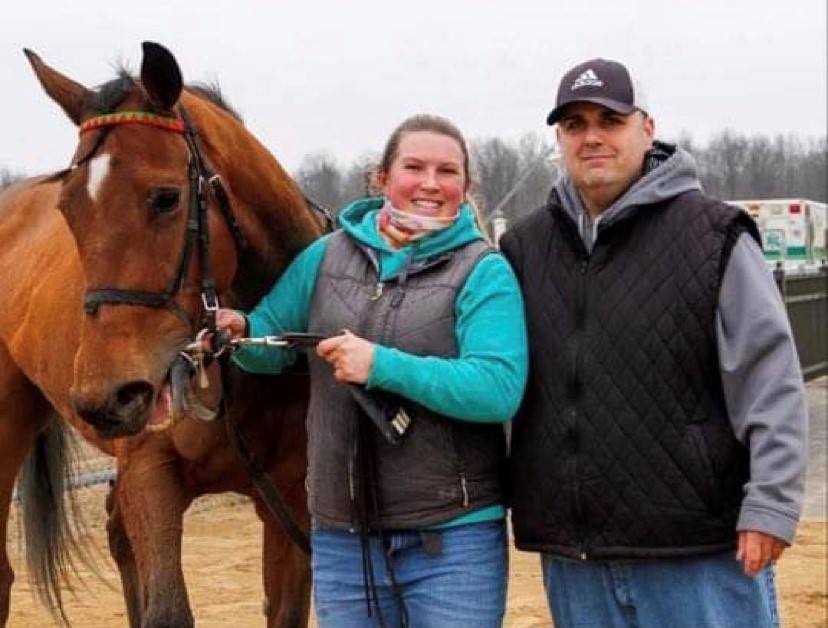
[75,106,246,336]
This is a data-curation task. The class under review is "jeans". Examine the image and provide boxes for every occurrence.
[312,520,507,628]
[542,550,779,628]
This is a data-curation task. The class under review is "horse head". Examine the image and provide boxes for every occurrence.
[26,42,322,438]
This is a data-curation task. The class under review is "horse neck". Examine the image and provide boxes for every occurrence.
[183,94,322,309]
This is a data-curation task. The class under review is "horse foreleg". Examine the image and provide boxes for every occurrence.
[254,479,311,628]
[115,452,193,628]
[106,481,142,627]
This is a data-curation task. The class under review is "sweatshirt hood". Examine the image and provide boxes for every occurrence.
[337,196,485,259]
[554,141,702,249]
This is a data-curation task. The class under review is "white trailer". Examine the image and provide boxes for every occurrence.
[729,199,827,271]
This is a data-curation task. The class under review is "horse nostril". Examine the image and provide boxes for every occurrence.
[71,381,155,437]
[74,404,111,427]
[115,380,154,411]
[73,396,123,434]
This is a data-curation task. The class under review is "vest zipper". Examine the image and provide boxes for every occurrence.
[460,473,470,508]
[370,282,384,300]
[572,257,589,558]
[348,447,356,502]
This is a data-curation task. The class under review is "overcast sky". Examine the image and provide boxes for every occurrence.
[1,0,825,177]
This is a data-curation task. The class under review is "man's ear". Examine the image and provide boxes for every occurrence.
[643,114,656,142]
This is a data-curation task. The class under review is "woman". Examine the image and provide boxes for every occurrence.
[218,114,527,627]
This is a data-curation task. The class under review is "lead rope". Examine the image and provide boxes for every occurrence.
[353,416,385,625]
[354,412,410,627]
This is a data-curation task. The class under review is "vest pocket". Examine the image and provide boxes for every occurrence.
[686,424,724,514]
[444,421,470,509]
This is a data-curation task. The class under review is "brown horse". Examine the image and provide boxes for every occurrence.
[0,42,322,627]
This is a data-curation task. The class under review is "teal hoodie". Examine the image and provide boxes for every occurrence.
[234,197,528,423]
[232,197,528,525]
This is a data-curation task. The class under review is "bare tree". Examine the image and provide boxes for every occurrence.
[470,133,557,223]
[512,134,557,218]
[290,130,826,222]
[0,167,24,190]
[340,152,380,206]
[799,137,828,201]
[706,130,749,199]
[294,152,344,212]
[680,131,827,202]
[471,137,522,218]
[742,136,776,198]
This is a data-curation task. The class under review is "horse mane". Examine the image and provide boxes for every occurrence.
[86,68,243,122]
[86,69,134,113]
[187,82,243,122]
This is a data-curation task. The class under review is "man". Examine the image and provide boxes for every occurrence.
[500,58,808,628]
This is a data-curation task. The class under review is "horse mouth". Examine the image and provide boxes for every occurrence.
[145,381,173,432]
[144,355,220,433]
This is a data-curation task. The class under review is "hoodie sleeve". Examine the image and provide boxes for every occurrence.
[231,235,330,374]
[716,234,808,544]
[366,253,528,423]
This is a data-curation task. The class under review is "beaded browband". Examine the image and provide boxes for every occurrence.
[79,111,185,134]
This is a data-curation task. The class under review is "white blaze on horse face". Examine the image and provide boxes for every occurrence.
[86,153,111,203]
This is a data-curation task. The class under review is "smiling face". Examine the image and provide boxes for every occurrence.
[377,130,467,219]
[556,101,655,214]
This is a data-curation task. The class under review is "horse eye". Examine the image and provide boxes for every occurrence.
[148,187,181,215]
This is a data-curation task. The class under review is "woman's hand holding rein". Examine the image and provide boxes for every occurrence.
[317,330,376,384]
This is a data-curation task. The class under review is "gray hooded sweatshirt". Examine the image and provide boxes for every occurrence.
[554,142,808,544]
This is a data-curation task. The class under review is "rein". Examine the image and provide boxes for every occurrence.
[72,105,310,554]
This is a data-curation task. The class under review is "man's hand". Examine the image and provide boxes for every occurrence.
[316,330,375,384]
[736,530,787,577]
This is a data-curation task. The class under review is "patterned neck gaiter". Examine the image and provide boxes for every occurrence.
[377,198,460,249]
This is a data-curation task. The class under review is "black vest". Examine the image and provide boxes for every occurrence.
[500,190,760,559]
[306,232,506,529]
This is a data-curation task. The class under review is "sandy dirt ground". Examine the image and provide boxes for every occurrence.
[5,489,826,628]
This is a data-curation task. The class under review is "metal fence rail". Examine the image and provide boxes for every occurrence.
[779,269,828,381]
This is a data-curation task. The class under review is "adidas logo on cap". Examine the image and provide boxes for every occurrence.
[571,69,603,91]
[547,58,647,125]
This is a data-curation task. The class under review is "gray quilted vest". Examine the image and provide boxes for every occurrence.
[307,231,506,529]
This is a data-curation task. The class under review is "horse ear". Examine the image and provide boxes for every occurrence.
[140,42,183,111]
[24,48,92,126]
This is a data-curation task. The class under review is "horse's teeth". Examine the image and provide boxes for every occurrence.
[146,417,172,432]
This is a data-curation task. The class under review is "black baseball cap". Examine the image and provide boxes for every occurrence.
[546,58,648,125]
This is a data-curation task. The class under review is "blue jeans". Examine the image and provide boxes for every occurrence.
[312,520,507,628]
[542,551,779,628]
